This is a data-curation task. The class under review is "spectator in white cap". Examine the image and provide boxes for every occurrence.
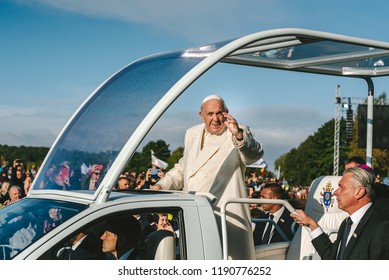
[152,94,264,259]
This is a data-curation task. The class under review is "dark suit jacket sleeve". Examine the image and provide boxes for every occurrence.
[312,208,389,260]
[270,209,295,243]
[311,219,346,260]
[344,207,389,260]
[253,214,268,246]
[280,209,296,241]
[311,232,338,260]
[367,218,389,259]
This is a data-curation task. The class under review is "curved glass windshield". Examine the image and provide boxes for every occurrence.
[0,198,87,259]
[30,42,228,197]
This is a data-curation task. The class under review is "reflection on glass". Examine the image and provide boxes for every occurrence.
[31,46,222,195]
[0,198,86,259]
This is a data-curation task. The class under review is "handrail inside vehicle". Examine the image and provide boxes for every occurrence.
[113,189,218,205]
[220,198,297,260]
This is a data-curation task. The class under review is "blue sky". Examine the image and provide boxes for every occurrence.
[1,0,389,172]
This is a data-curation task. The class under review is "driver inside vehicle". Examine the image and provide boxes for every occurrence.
[100,216,141,260]
[56,228,105,260]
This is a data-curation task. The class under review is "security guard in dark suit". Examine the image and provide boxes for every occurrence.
[291,167,389,260]
[253,183,295,245]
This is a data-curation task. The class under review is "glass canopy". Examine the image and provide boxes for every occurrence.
[30,45,224,200]
[29,28,389,202]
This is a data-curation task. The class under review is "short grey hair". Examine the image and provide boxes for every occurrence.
[343,167,375,200]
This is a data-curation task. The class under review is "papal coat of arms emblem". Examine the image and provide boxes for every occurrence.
[319,181,335,211]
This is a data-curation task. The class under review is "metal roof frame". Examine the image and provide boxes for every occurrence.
[216,28,389,167]
[222,28,389,78]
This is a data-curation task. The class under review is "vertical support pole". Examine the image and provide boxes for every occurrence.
[365,78,374,167]
[333,85,341,175]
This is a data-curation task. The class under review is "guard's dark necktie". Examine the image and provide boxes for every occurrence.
[262,214,274,244]
[337,217,353,260]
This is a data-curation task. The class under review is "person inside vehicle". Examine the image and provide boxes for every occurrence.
[100,216,141,260]
[155,213,178,237]
[151,94,264,260]
[145,213,177,260]
[291,167,389,259]
[249,191,266,226]
[345,159,389,216]
[56,228,105,260]
[253,183,295,245]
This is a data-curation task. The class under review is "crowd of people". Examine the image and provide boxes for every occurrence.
[115,168,166,191]
[0,155,172,208]
[0,156,305,205]
[0,159,37,207]
[245,172,308,201]
[0,162,388,261]
[0,156,384,211]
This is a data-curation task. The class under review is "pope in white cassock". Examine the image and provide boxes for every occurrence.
[153,95,264,259]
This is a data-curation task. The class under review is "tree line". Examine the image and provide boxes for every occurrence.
[0,145,49,170]
[275,93,389,186]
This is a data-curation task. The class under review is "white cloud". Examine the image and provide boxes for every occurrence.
[18,0,288,42]
[0,105,67,147]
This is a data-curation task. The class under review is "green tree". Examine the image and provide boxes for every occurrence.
[347,92,389,177]
[167,147,184,170]
[126,140,171,174]
[0,144,49,170]
[276,119,348,186]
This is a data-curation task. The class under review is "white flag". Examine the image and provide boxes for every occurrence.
[151,150,168,170]
[246,158,267,169]
[81,163,91,175]
[276,165,281,179]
